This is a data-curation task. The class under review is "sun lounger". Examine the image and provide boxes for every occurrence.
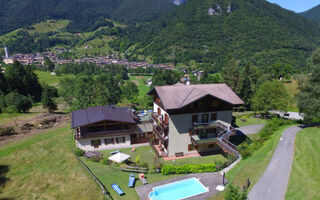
[128,173,135,187]
[111,183,124,195]
[110,149,120,154]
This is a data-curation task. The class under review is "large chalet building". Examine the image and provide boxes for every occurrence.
[72,106,152,151]
[148,83,244,157]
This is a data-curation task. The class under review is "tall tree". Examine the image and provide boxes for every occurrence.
[297,48,320,123]
[121,81,139,101]
[152,70,181,87]
[252,81,288,116]
[222,55,242,94]
[41,84,58,113]
[44,57,55,72]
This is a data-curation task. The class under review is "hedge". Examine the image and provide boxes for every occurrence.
[161,163,216,175]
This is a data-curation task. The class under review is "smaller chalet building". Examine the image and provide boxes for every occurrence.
[72,106,152,151]
[148,83,244,157]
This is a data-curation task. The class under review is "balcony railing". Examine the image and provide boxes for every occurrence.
[152,112,168,130]
[75,128,136,139]
[153,126,168,143]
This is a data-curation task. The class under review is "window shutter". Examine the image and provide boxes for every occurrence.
[116,137,119,143]
[111,138,114,144]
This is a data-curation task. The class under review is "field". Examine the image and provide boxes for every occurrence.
[129,75,152,97]
[209,125,293,200]
[0,112,41,127]
[84,145,227,199]
[235,117,266,127]
[286,127,320,200]
[34,70,74,86]
[0,126,104,200]
[283,80,299,112]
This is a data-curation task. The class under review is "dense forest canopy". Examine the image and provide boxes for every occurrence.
[300,5,320,24]
[0,0,175,35]
[120,0,320,70]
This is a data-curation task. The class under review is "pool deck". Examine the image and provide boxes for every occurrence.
[135,172,227,200]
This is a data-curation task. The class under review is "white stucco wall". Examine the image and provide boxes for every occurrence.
[167,110,233,156]
[76,135,131,151]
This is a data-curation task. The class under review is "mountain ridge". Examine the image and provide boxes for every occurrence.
[123,0,320,70]
[301,5,320,24]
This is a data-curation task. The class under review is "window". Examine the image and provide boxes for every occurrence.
[91,139,101,148]
[211,113,217,121]
[104,138,114,145]
[212,100,219,108]
[116,137,126,144]
[208,144,215,148]
[139,133,146,138]
[192,115,198,123]
[202,114,209,123]
[188,144,196,151]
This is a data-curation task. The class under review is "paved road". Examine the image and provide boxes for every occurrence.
[248,126,302,200]
[237,124,265,135]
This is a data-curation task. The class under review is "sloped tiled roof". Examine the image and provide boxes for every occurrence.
[71,106,136,128]
[148,84,244,110]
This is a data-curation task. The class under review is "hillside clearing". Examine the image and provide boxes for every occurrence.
[0,126,104,200]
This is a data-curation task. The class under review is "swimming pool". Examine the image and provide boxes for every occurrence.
[148,177,209,200]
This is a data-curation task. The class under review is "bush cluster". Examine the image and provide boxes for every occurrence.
[161,163,216,175]
[239,118,294,159]
[74,148,85,157]
[0,127,17,137]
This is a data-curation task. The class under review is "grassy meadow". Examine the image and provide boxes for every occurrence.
[129,75,152,97]
[286,127,320,200]
[283,80,299,112]
[34,70,75,87]
[209,125,294,200]
[0,126,104,200]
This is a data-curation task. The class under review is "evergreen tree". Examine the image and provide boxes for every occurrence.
[41,84,58,113]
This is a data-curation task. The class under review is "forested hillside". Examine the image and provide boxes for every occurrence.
[301,5,320,24]
[122,0,320,70]
[0,0,175,35]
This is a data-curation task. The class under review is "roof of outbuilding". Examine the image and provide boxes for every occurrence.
[71,106,137,129]
[148,83,244,110]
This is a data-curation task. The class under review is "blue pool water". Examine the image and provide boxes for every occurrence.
[148,178,209,200]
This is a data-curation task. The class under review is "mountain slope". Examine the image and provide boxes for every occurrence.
[0,0,175,35]
[301,5,320,24]
[125,0,320,70]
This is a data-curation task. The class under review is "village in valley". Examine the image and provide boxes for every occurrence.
[0,1,320,200]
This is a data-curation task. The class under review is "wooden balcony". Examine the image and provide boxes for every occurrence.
[153,126,168,140]
[75,128,136,139]
[152,112,168,130]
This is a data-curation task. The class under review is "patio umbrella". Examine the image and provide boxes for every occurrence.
[108,152,131,163]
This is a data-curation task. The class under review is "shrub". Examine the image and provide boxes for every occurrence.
[74,148,85,156]
[100,158,110,165]
[135,155,141,164]
[139,162,148,170]
[225,184,248,200]
[0,127,17,137]
[161,163,216,175]
[89,155,102,162]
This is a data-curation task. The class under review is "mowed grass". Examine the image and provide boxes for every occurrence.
[286,127,320,200]
[0,126,104,200]
[235,117,266,127]
[129,76,151,97]
[35,70,74,86]
[208,125,293,200]
[85,145,226,199]
[283,80,299,112]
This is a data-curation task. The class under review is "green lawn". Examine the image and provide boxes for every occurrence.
[35,70,74,86]
[0,126,104,200]
[84,145,227,199]
[209,125,294,200]
[236,117,266,127]
[286,127,320,200]
[283,80,299,112]
[129,76,152,97]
